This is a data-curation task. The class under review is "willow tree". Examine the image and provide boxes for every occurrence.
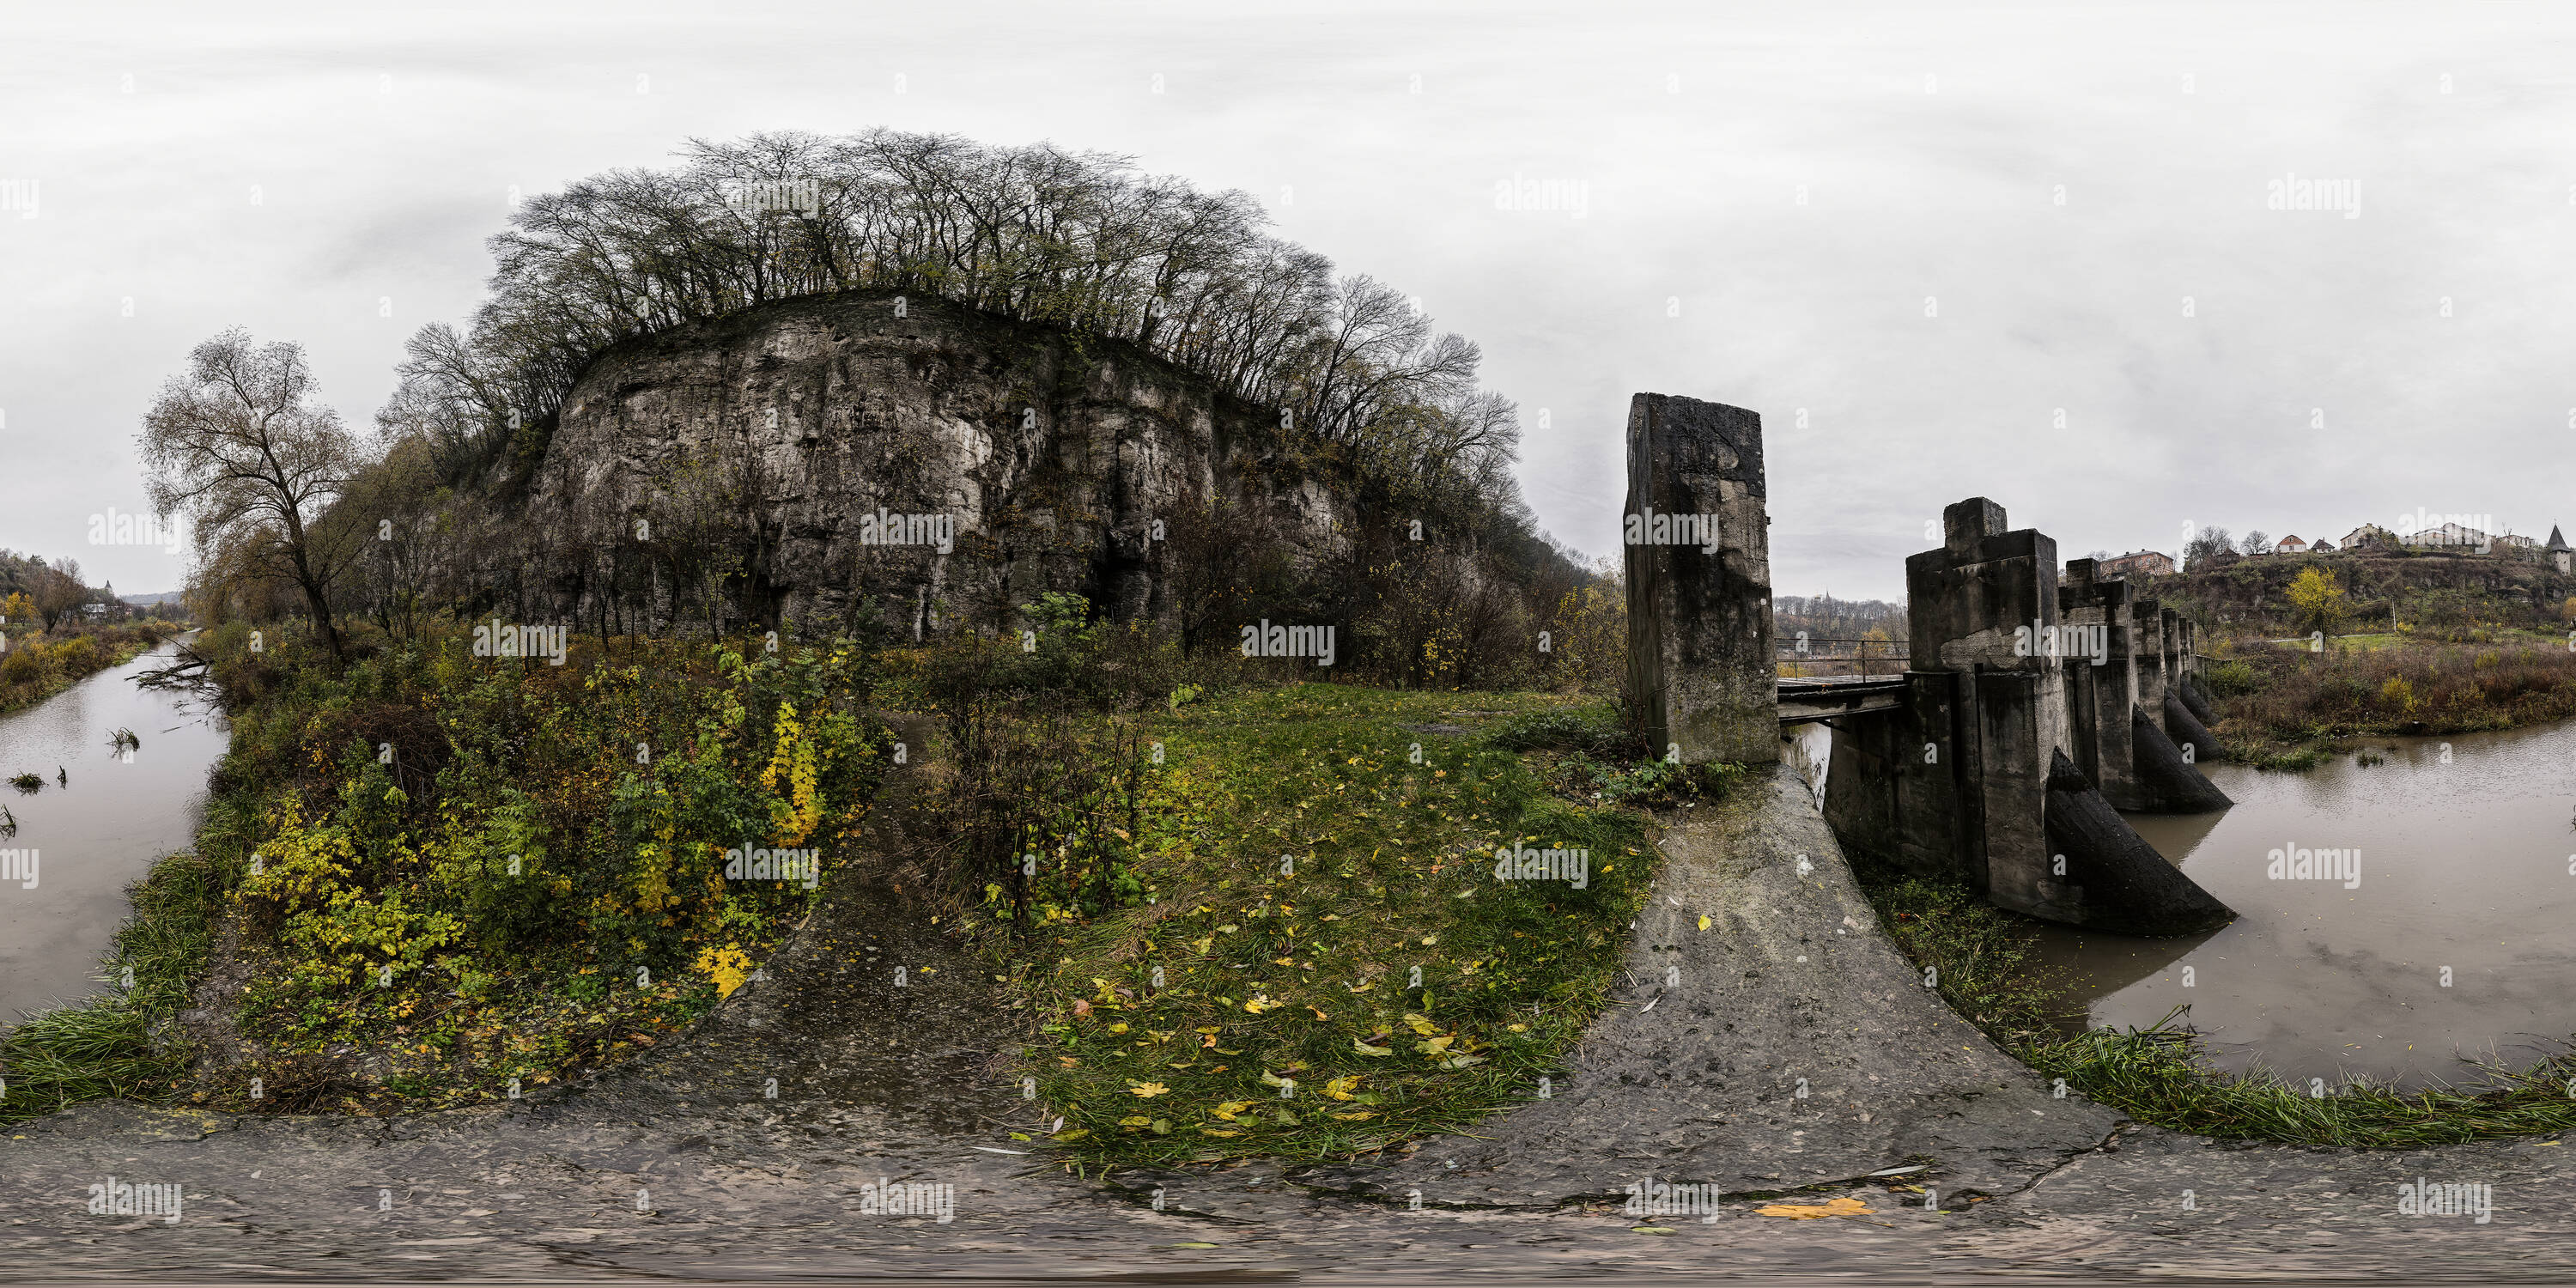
[140,329,371,662]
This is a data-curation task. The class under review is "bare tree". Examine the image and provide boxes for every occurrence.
[2184,525,2233,568]
[339,434,453,642]
[30,557,86,631]
[140,329,372,662]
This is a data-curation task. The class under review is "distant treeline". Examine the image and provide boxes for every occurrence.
[1774,594,1907,641]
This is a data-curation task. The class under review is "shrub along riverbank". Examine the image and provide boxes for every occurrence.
[0,621,180,717]
[0,620,889,1125]
[2202,629,2576,770]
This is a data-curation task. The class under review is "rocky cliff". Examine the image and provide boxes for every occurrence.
[525,289,1358,641]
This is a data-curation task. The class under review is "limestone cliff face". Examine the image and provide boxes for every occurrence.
[528,289,1353,640]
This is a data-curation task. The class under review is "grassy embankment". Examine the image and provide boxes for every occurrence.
[1,608,1704,1168]
[27,614,2556,1155]
[2200,627,2576,770]
[945,686,1716,1169]
[0,621,181,718]
[1869,878,2576,1148]
[0,620,888,1126]
[2149,550,2576,770]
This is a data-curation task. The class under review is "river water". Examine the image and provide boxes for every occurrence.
[2032,720,2576,1086]
[0,636,228,1025]
[1795,719,2576,1086]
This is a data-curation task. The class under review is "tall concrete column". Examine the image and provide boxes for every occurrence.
[2129,598,2167,710]
[2059,559,2145,809]
[1905,499,2069,920]
[1622,393,1777,765]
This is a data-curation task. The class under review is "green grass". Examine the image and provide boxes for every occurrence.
[0,826,237,1127]
[2224,739,2341,773]
[2023,1024,2576,1148]
[1010,684,1687,1167]
[1864,873,2576,1148]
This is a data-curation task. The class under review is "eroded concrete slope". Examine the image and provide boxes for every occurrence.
[1316,763,2118,1206]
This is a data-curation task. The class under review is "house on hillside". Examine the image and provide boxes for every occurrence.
[2308,538,2336,553]
[2275,534,2310,553]
[2408,521,2494,550]
[2342,524,2400,550]
[2097,550,2176,579]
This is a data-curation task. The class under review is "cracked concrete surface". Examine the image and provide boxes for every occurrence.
[1305,765,2120,1207]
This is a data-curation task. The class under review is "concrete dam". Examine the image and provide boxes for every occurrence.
[1621,391,2236,936]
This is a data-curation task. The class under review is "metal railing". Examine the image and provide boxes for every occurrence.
[1774,635,1909,682]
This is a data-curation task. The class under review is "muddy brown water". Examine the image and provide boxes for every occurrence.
[1796,719,2576,1086]
[0,635,227,1024]
[2032,719,2576,1086]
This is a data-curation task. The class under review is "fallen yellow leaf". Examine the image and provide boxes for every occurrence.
[1754,1196,1873,1220]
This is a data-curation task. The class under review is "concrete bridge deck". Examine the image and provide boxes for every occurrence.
[1775,676,1911,725]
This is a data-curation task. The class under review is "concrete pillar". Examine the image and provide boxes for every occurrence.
[1895,500,2233,934]
[2160,608,2184,697]
[1622,393,1777,765]
[1905,499,2068,920]
[2058,559,2146,810]
[2129,597,2167,711]
[1822,671,1970,883]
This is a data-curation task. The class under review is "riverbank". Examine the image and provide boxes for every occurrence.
[1872,866,2576,1149]
[1,623,1692,1153]
[0,621,890,1128]
[2203,629,2576,769]
[0,621,179,718]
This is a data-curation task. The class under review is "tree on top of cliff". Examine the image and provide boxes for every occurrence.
[388,130,1508,495]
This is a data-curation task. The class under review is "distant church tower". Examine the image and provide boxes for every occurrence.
[2549,525,2572,575]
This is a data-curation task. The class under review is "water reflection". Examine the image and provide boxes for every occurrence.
[1799,716,2576,1085]
[0,636,228,1024]
[2036,720,2576,1086]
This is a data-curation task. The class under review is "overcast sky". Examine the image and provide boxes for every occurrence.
[4,1,2572,599]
